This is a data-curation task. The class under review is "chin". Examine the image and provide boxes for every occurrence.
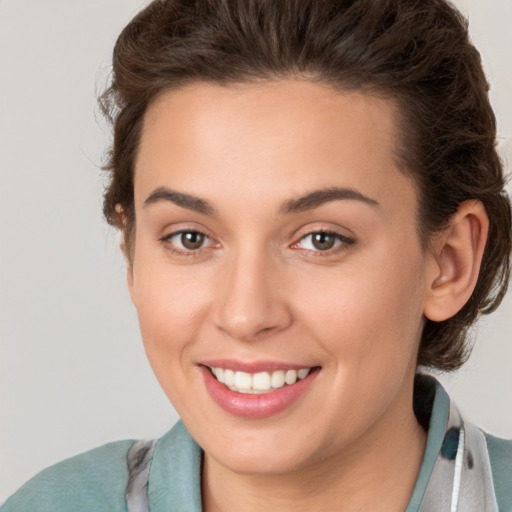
[210,445,311,476]
[200,420,326,477]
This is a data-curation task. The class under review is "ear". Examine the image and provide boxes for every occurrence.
[115,205,135,300]
[423,200,489,322]
[118,233,135,303]
[123,241,136,303]
[126,262,135,305]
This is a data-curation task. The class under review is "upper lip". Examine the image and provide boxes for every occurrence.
[200,359,318,373]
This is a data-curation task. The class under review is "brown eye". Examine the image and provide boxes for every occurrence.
[311,232,336,251]
[161,230,214,253]
[294,230,354,254]
[180,231,205,250]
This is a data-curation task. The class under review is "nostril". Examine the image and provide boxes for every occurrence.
[257,326,276,334]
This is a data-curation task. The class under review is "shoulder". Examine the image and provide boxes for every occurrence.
[485,433,512,512]
[1,439,136,512]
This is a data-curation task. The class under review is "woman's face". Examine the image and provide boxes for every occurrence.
[129,80,432,475]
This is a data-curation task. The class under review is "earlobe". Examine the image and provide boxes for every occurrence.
[120,236,136,305]
[423,200,489,322]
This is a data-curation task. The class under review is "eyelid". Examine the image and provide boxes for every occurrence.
[159,227,220,255]
[290,228,355,254]
[163,229,213,245]
[158,220,217,243]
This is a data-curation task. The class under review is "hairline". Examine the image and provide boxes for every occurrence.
[123,76,428,262]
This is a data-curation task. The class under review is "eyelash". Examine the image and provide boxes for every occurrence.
[159,230,216,257]
[159,229,355,258]
[292,230,355,257]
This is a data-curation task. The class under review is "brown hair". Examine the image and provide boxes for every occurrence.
[99,0,511,371]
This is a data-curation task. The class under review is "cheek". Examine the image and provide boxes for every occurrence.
[131,257,212,367]
[295,245,426,371]
[131,267,214,417]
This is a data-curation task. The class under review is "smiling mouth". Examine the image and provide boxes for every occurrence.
[205,366,317,394]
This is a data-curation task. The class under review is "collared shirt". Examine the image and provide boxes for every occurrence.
[2,376,511,511]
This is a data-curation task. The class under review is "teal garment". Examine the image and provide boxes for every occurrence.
[2,379,511,512]
[487,434,512,512]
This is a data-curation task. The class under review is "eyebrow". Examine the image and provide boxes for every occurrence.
[143,185,379,216]
[279,187,379,214]
[144,186,216,215]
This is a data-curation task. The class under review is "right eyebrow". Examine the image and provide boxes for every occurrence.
[143,186,216,216]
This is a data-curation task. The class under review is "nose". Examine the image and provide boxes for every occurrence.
[212,248,293,341]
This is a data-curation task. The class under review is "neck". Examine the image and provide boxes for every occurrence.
[202,384,427,512]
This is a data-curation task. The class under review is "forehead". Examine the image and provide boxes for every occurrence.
[135,80,416,217]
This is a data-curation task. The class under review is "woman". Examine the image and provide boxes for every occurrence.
[2,0,511,511]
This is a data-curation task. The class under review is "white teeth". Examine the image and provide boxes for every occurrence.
[271,370,285,389]
[224,369,235,386]
[285,369,297,385]
[232,387,263,394]
[208,366,313,393]
[234,371,252,390]
[298,368,310,379]
[252,371,271,390]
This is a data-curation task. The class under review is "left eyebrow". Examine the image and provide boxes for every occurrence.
[279,187,379,214]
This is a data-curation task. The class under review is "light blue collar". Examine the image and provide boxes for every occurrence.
[407,376,498,511]
[126,375,499,512]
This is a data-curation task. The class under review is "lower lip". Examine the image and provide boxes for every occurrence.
[199,366,320,418]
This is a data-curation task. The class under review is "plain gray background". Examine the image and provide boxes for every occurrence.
[1,0,511,501]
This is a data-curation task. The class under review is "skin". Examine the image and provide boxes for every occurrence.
[127,80,487,512]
